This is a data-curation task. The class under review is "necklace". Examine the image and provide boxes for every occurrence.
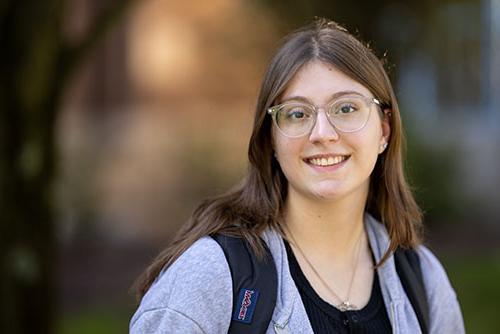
[286,227,364,312]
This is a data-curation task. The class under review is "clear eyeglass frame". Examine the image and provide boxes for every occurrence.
[267,95,382,138]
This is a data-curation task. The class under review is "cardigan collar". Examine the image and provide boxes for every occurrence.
[261,213,404,331]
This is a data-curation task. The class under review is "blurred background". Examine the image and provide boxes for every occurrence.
[1,0,499,333]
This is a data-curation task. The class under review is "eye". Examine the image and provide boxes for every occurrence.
[283,106,310,120]
[330,97,365,115]
[338,103,357,114]
[289,109,305,119]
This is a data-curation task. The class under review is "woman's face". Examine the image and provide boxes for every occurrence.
[272,60,390,203]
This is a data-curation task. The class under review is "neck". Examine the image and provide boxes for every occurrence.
[283,188,368,259]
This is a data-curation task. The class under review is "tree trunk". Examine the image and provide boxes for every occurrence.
[0,0,134,332]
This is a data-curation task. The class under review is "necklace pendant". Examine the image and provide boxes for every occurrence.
[338,301,356,312]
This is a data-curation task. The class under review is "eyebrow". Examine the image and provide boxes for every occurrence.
[279,90,366,104]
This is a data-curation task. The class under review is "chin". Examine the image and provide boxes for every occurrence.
[311,180,367,201]
[310,187,346,201]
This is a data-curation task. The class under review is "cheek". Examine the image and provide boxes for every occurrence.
[364,140,382,166]
[351,125,383,166]
[363,118,384,149]
[273,136,304,174]
[274,132,300,159]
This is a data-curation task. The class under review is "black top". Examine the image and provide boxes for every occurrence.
[284,239,392,334]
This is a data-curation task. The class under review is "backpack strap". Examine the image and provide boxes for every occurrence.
[212,234,277,334]
[394,247,430,334]
[212,234,429,334]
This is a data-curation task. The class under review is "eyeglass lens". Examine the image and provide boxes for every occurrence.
[274,95,373,137]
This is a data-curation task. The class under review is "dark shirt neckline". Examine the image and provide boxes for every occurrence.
[283,238,383,322]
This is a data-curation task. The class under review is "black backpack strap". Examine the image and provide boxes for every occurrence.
[394,247,430,334]
[212,234,277,334]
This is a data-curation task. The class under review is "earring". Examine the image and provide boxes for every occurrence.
[381,142,388,151]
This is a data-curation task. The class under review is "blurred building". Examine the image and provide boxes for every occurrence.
[54,0,500,325]
[58,0,280,242]
[397,0,500,221]
[58,0,500,243]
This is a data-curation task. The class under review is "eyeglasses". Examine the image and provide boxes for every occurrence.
[267,94,381,138]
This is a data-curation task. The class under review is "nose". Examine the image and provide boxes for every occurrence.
[309,109,340,142]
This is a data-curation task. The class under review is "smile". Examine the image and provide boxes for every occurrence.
[305,155,350,167]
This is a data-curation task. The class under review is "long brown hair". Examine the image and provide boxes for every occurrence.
[134,18,422,300]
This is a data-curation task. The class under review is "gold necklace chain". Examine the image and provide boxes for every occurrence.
[286,227,364,312]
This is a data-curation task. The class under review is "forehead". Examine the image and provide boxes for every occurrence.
[280,60,373,103]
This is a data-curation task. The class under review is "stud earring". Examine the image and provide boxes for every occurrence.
[381,142,388,151]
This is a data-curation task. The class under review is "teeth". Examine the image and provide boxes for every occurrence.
[308,155,347,166]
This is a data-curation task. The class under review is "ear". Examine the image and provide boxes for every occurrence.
[379,109,392,153]
[270,131,278,161]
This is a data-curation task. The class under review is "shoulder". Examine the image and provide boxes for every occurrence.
[130,237,232,334]
[415,245,455,297]
[415,246,449,285]
[416,245,465,333]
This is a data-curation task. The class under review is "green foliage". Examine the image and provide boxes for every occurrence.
[443,254,500,333]
[57,307,131,334]
[405,132,463,223]
[57,255,500,333]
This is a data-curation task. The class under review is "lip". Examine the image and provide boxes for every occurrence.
[303,153,351,172]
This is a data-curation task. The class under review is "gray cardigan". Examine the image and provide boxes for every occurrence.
[130,214,465,333]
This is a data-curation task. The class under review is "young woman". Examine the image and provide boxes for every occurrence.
[130,19,464,333]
